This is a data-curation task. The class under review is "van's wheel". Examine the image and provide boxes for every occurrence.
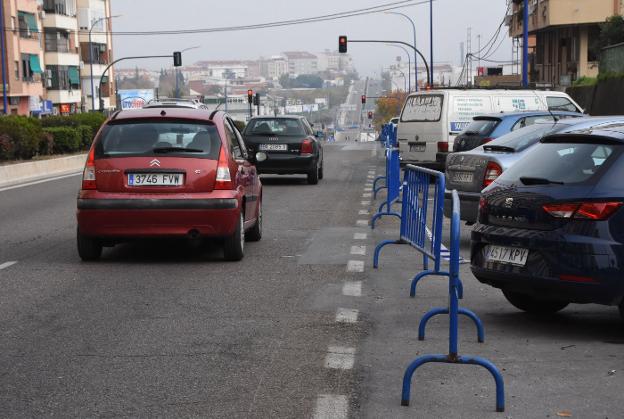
[307,162,319,185]
[77,228,103,261]
[245,200,262,242]
[502,290,569,314]
[224,212,244,261]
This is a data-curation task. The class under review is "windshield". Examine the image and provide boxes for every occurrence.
[487,123,558,152]
[463,119,499,135]
[400,94,443,122]
[496,140,619,185]
[245,118,306,136]
[95,120,221,160]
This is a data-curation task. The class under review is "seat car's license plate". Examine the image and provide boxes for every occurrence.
[452,171,474,183]
[128,173,184,186]
[259,144,287,151]
[409,143,426,152]
[485,245,529,266]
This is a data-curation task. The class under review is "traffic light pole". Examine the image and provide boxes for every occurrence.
[347,40,431,87]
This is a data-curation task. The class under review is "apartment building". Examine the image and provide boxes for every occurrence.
[282,51,318,76]
[508,0,623,86]
[77,0,115,111]
[0,0,45,115]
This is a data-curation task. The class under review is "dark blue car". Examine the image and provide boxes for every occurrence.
[471,122,624,318]
[453,110,583,152]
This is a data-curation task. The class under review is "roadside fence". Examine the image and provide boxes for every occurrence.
[371,124,402,228]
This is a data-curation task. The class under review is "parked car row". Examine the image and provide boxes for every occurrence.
[76,105,323,262]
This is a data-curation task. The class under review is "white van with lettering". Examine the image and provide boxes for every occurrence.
[397,89,583,170]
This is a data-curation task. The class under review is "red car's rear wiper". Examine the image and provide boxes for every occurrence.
[153,147,204,153]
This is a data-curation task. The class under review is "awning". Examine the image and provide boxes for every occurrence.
[18,12,38,32]
[29,55,42,74]
[68,67,80,84]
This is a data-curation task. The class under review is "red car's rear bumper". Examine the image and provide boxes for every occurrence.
[77,190,240,238]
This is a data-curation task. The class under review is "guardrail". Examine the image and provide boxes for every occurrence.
[400,191,505,412]
[372,124,391,198]
[371,125,402,228]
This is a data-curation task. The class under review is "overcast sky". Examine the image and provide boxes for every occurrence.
[109,0,512,76]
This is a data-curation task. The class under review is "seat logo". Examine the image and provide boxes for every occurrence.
[268,137,279,141]
[503,198,514,208]
[150,159,161,167]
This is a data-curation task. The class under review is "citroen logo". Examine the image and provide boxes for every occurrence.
[504,198,514,209]
[150,159,161,167]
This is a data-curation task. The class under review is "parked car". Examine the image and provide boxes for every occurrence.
[452,110,582,153]
[470,122,624,318]
[76,108,262,262]
[242,116,324,184]
[396,89,583,170]
[445,117,624,223]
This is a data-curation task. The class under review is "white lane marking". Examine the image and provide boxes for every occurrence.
[358,209,369,215]
[362,193,372,198]
[356,219,368,227]
[363,187,373,192]
[313,395,348,419]
[354,233,367,240]
[336,308,359,323]
[347,259,364,273]
[350,245,366,256]
[0,172,81,193]
[325,346,356,369]
[361,200,371,206]
[0,261,17,270]
[372,148,377,157]
[342,281,362,296]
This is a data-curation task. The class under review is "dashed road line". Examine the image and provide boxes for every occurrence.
[358,209,369,215]
[362,193,372,198]
[342,281,362,296]
[363,187,372,192]
[355,219,368,227]
[0,261,17,270]
[350,245,366,256]
[313,395,348,419]
[336,308,359,323]
[324,346,356,370]
[361,200,371,206]
[353,233,367,240]
[347,260,364,272]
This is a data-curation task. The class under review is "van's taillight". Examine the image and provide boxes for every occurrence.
[81,147,96,190]
[543,202,623,220]
[437,141,448,152]
[301,139,314,155]
[482,137,494,144]
[215,146,233,190]
[483,162,502,187]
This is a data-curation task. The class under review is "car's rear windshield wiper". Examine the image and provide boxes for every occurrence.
[519,176,565,185]
[483,145,515,152]
[153,147,204,153]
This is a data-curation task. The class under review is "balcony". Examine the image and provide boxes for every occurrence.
[43,0,77,17]
[43,13,77,32]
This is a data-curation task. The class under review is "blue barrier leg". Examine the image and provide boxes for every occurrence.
[457,355,506,412]
[410,271,450,298]
[401,354,448,406]
[378,201,388,213]
[458,308,485,343]
[373,239,401,268]
[373,185,387,199]
[371,211,401,230]
[417,307,448,341]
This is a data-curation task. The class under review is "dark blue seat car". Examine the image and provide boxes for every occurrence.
[453,110,583,152]
[471,122,624,318]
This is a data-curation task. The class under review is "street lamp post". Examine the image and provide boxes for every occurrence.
[386,44,411,92]
[385,11,418,91]
[430,0,434,86]
[89,15,120,112]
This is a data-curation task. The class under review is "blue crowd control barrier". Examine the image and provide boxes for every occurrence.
[371,148,402,228]
[372,124,392,199]
[400,191,505,413]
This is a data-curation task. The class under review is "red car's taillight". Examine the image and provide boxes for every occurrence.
[215,146,233,190]
[543,202,623,220]
[81,147,96,190]
[437,141,448,152]
[301,139,314,155]
[483,162,502,187]
[481,137,494,144]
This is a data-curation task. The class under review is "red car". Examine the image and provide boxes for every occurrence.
[76,108,262,261]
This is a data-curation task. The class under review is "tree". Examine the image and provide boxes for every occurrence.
[600,15,624,48]
[373,90,408,129]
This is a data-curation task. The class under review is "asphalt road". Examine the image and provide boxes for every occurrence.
[1,140,623,418]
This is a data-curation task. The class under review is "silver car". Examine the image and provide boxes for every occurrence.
[444,116,624,222]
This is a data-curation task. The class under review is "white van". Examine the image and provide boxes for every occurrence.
[397,89,583,170]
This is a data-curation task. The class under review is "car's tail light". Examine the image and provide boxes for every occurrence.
[483,162,502,187]
[301,139,314,155]
[81,147,96,190]
[481,137,494,144]
[215,145,233,190]
[543,202,623,220]
[558,274,599,284]
[437,141,448,152]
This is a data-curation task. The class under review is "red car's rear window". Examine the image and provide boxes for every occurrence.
[94,119,221,160]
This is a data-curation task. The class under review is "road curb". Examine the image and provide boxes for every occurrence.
[0,154,87,189]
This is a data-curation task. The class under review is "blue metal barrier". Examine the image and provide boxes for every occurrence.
[372,124,391,199]
[400,191,505,412]
[371,125,402,228]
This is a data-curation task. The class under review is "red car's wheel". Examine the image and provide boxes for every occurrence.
[245,199,262,242]
[77,228,102,261]
[223,212,244,261]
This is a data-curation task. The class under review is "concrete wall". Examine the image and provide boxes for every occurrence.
[567,77,624,115]
[601,43,624,74]
[0,154,86,188]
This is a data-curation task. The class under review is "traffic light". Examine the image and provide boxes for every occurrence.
[368,111,373,120]
[173,51,182,67]
[247,89,254,104]
[361,95,366,105]
[253,92,261,106]
[338,35,348,53]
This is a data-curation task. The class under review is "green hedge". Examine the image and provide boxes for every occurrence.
[0,116,43,160]
[43,127,81,153]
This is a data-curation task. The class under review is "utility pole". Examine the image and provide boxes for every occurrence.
[466,27,472,86]
[522,0,529,87]
[0,0,7,114]
[477,34,481,70]
[429,0,434,87]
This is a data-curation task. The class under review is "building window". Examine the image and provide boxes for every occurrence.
[80,42,108,64]
[588,26,601,62]
[21,54,42,82]
[14,61,19,80]
[17,11,38,39]
[47,65,80,90]
[45,30,71,53]
[43,0,76,17]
